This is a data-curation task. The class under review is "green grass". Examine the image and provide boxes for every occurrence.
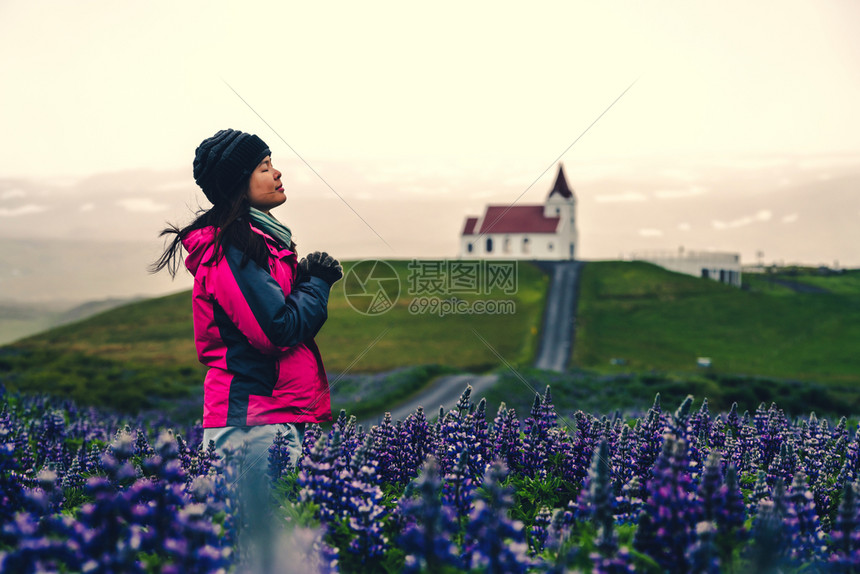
[746,267,860,295]
[317,259,548,372]
[573,261,860,385]
[5,258,859,421]
[479,367,860,423]
[0,260,549,414]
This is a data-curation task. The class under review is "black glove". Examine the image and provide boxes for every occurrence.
[298,251,343,287]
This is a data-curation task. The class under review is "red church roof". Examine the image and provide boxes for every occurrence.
[462,217,479,235]
[477,205,559,234]
[460,163,572,236]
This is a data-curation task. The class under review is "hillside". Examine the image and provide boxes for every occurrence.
[0,260,549,413]
[573,261,860,384]
[2,259,859,419]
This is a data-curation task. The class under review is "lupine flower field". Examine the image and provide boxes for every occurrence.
[1,382,860,573]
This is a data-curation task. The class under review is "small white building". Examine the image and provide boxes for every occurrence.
[628,249,743,287]
[459,164,577,260]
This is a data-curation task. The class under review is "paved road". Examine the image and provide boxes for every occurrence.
[533,261,584,372]
[359,260,584,427]
[359,373,499,428]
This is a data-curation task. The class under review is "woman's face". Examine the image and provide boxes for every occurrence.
[246,156,285,213]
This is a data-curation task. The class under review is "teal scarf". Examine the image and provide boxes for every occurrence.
[249,207,293,250]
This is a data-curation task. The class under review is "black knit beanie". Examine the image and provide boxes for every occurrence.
[193,129,271,205]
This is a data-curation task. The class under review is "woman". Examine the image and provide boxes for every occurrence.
[152,128,342,471]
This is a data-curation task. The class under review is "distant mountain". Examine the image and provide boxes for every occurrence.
[0,296,141,345]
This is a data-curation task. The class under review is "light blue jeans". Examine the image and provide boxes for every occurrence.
[202,423,305,476]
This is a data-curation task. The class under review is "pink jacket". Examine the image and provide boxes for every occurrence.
[182,224,332,427]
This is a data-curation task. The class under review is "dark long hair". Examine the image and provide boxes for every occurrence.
[150,186,270,278]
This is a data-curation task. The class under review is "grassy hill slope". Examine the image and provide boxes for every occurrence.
[3,259,858,420]
[573,261,860,383]
[0,260,549,412]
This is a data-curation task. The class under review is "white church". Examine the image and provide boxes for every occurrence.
[458,163,743,286]
[459,164,577,260]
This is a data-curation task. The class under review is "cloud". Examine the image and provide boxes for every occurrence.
[654,185,708,199]
[639,228,663,237]
[678,222,691,231]
[116,198,169,213]
[0,204,48,217]
[594,191,648,203]
[79,203,96,213]
[712,209,772,230]
[781,213,799,224]
[1,189,26,200]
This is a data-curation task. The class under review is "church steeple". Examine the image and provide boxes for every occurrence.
[548,163,574,200]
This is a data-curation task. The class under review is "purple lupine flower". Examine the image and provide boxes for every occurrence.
[435,403,471,478]
[541,502,580,570]
[767,441,794,488]
[727,402,741,437]
[343,435,389,565]
[0,427,26,527]
[35,409,66,470]
[719,464,748,542]
[268,428,293,484]
[519,418,549,479]
[468,397,491,479]
[299,423,322,468]
[685,521,721,574]
[397,456,463,573]
[697,451,723,524]
[462,460,534,573]
[332,408,361,469]
[529,506,552,557]
[725,404,742,447]
[490,402,521,472]
[400,406,432,481]
[786,471,826,562]
[442,447,474,542]
[590,548,636,574]
[709,413,726,450]
[669,395,694,440]
[633,395,665,491]
[745,498,791,572]
[828,481,860,572]
[611,423,635,498]
[134,428,155,459]
[298,431,344,523]
[633,434,701,573]
[579,439,618,559]
[371,412,403,484]
[749,469,770,516]
[567,410,599,489]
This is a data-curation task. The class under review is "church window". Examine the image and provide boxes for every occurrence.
[486,238,493,253]
[503,236,511,253]
[556,207,560,215]
[523,237,530,254]
[467,242,473,253]
[548,242,554,251]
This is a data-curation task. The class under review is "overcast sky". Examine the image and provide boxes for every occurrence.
[2,1,860,284]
